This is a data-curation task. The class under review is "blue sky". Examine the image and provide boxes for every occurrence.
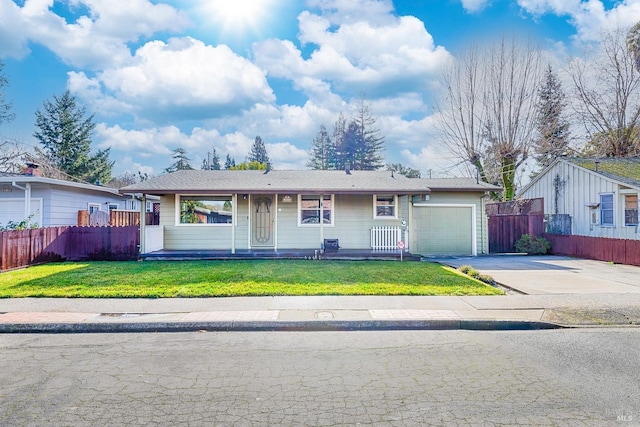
[1,0,640,179]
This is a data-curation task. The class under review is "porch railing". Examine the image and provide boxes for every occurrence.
[370,226,402,251]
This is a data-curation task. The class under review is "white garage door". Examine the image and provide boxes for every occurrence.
[413,206,474,256]
[0,199,43,228]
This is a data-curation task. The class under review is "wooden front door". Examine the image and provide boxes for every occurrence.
[251,196,275,247]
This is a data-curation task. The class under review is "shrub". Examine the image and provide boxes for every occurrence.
[457,265,496,286]
[514,234,551,255]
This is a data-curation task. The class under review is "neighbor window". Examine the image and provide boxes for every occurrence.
[600,193,614,226]
[88,203,101,214]
[178,195,233,225]
[107,203,119,211]
[625,194,638,226]
[374,195,397,219]
[299,195,333,226]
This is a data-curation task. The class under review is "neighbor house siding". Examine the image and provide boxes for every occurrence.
[521,162,640,239]
[47,186,124,227]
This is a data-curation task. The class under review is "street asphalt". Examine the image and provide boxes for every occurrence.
[1,254,640,332]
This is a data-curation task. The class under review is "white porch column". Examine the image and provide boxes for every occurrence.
[139,194,147,254]
[232,194,237,254]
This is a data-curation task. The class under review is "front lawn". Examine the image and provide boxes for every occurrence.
[0,260,503,298]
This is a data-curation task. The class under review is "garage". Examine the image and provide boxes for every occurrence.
[412,205,475,256]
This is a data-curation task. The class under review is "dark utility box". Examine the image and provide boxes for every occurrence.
[324,239,339,252]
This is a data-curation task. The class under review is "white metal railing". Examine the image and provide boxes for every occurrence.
[370,226,402,250]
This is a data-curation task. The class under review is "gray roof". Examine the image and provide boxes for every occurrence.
[0,175,122,196]
[120,170,500,195]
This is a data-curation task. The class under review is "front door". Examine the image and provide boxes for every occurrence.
[251,196,275,247]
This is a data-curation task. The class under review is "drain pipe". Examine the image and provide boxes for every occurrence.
[12,181,32,226]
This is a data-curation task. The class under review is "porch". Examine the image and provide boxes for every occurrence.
[141,248,420,261]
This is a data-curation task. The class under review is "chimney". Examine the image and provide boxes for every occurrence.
[594,159,600,172]
[345,163,351,175]
[263,162,271,174]
[23,162,42,177]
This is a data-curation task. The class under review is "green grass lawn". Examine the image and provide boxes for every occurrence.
[0,260,503,298]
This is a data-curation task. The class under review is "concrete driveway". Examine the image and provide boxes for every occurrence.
[430,255,640,295]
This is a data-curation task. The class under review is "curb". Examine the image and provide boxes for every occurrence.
[0,319,565,333]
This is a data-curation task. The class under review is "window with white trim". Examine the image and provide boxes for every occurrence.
[600,193,614,226]
[178,195,233,225]
[624,194,638,226]
[107,203,119,211]
[88,203,101,214]
[299,195,333,226]
[374,195,397,219]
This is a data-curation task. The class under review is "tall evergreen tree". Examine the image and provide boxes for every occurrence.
[533,65,570,169]
[202,147,221,170]
[224,153,236,169]
[332,112,348,169]
[165,148,193,173]
[247,136,270,164]
[351,99,385,170]
[307,124,337,169]
[34,90,113,183]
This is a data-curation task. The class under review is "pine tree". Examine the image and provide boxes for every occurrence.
[202,148,221,170]
[224,154,236,169]
[307,124,337,170]
[165,148,193,173]
[34,90,113,183]
[247,136,270,164]
[332,112,348,169]
[351,99,385,170]
[533,65,570,169]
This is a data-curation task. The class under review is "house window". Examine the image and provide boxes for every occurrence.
[88,203,101,214]
[299,195,333,226]
[107,203,119,211]
[600,194,614,226]
[625,194,638,226]
[178,196,233,225]
[374,195,397,219]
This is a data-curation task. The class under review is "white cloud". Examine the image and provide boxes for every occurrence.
[460,0,492,13]
[72,37,275,122]
[253,6,452,99]
[518,0,640,45]
[0,0,29,58]
[0,0,189,68]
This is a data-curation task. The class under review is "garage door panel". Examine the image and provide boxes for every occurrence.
[413,206,473,256]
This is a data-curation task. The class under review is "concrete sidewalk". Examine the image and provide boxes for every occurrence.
[2,293,640,332]
[2,255,639,332]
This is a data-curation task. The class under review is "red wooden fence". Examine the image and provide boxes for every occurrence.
[544,234,640,267]
[0,226,139,271]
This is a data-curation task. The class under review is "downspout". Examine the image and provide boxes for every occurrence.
[12,182,31,226]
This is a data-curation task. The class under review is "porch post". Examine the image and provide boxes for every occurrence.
[319,193,324,248]
[139,194,146,254]
[231,194,236,254]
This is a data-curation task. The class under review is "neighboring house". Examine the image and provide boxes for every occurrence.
[519,157,640,239]
[0,170,140,228]
[120,169,500,256]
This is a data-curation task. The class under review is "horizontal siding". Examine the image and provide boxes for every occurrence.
[276,194,405,249]
[157,191,488,252]
[521,162,640,240]
[160,195,250,250]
